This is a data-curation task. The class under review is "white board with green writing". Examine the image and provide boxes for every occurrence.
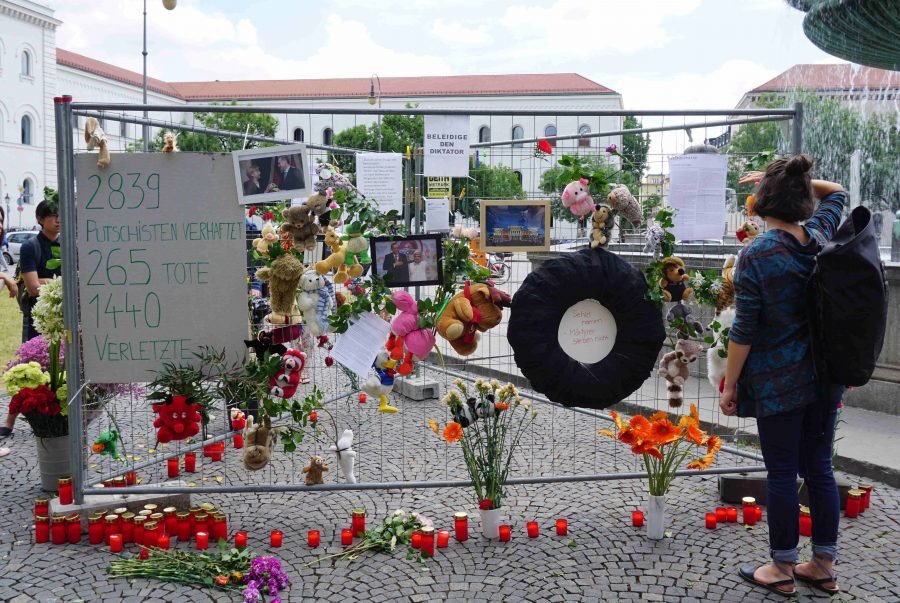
[75,153,248,383]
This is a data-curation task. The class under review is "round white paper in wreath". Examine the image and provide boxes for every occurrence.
[557,299,617,364]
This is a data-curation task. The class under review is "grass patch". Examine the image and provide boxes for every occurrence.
[0,293,21,368]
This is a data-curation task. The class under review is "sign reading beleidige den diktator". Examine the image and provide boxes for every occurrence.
[423,115,470,177]
[74,153,249,383]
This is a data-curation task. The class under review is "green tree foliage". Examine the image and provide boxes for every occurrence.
[539,154,638,224]
[452,160,526,220]
[622,115,650,183]
[332,111,424,174]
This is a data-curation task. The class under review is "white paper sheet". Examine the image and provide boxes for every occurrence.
[424,115,470,177]
[331,312,392,378]
[426,197,451,233]
[356,152,403,214]
[668,153,728,241]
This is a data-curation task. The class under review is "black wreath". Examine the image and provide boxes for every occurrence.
[508,247,665,409]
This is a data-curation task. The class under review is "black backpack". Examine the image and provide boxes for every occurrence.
[808,206,888,386]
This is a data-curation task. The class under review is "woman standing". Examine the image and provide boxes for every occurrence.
[720,154,845,597]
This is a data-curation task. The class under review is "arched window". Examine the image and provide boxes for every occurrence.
[23,178,33,204]
[478,126,491,143]
[293,128,305,142]
[323,128,333,146]
[512,125,524,148]
[578,124,591,147]
[21,50,32,76]
[513,170,523,186]
[544,124,557,147]
[21,115,32,145]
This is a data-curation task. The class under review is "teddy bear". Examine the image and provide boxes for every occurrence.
[302,455,329,486]
[256,253,305,325]
[83,117,110,168]
[297,269,334,337]
[304,192,332,229]
[386,290,436,375]
[243,415,276,471]
[269,349,305,399]
[342,225,371,279]
[151,395,202,443]
[608,185,642,227]
[590,205,616,249]
[658,339,702,408]
[328,429,357,484]
[363,350,399,413]
[736,220,760,246]
[314,227,350,284]
[643,224,664,261]
[716,255,736,315]
[561,178,595,218]
[281,205,319,252]
[436,282,511,356]
[252,221,279,257]
[707,307,735,393]
[659,256,693,303]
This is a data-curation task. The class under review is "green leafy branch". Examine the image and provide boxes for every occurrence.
[643,207,678,309]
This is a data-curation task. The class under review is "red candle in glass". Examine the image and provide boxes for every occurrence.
[858,484,873,510]
[157,534,170,550]
[163,507,177,535]
[51,515,67,545]
[109,533,123,553]
[411,530,422,549]
[755,505,763,522]
[726,507,738,523]
[420,527,435,557]
[35,515,50,544]
[196,531,209,550]
[307,530,320,548]
[498,524,511,542]
[104,515,120,545]
[799,506,812,537]
[212,514,227,542]
[270,530,283,548]
[167,458,179,478]
[58,477,73,505]
[845,490,861,518]
[454,512,469,542]
[235,530,248,549]
[437,529,450,548]
[194,513,209,538]
[631,510,644,527]
[133,517,146,546]
[526,521,539,538]
[742,506,757,526]
[66,514,81,544]
[121,514,135,544]
[143,522,159,549]
[35,498,49,518]
[184,452,197,473]
[555,518,568,536]
[232,418,245,449]
[351,508,366,538]
[124,470,137,486]
[341,528,353,546]
[176,513,191,542]
[715,507,727,523]
[705,512,717,529]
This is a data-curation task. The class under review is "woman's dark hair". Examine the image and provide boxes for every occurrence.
[35,200,58,219]
[753,154,814,223]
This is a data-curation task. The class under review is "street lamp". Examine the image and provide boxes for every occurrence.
[368,74,382,152]
[143,0,177,152]
[3,194,9,232]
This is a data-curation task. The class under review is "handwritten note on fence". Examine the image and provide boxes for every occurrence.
[75,153,249,383]
[557,299,617,364]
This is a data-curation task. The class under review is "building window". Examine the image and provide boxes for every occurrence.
[478,126,491,143]
[513,170,523,186]
[293,127,305,142]
[21,50,32,76]
[23,178,33,204]
[512,125,524,148]
[323,127,333,146]
[578,124,591,147]
[21,115,32,145]
[544,124,557,147]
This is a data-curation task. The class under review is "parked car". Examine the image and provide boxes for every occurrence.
[3,230,39,265]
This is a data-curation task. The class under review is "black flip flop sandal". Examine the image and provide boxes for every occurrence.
[794,558,840,595]
[0,427,12,438]
[739,565,797,597]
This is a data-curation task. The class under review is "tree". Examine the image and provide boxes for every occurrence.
[332,110,424,174]
[538,154,638,223]
[452,162,526,220]
[622,115,650,183]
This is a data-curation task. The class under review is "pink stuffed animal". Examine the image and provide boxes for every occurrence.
[561,178,595,218]
[386,290,436,375]
[269,349,305,398]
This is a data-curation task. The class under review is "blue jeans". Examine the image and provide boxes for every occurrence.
[756,385,843,564]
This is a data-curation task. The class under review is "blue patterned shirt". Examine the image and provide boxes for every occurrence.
[730,192,847,418]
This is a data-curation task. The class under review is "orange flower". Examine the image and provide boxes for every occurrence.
[597,428,616,439]
[214,575,229,587]
[690,403,699,422]
[618,429,639,446]
[609,410,626,431]
[650,420,682,446]
[443,422,463,443]
[687,455,713,470]
[706,435,722,456]
[650,410,669,422]
[427,419,440,435]
[632,441,663,460]
[494,403,510,411]
[629,415,652,437]
[686,424,705,446]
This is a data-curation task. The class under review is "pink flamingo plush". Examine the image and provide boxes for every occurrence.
[387,291,436,375]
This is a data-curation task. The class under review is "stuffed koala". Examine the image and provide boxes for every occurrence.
[328,429,357,484]
[590,205,616,248]
[561,178,595,218]
[297,269,334,337]
[659,256,693,303]
[707,307,735,393]
[314,228,350,284]
[256,253,305,325]
[608,185,642,227]
[243,415,276,471]
[658,339,702,408]
[281,205,319,252]
[436,282,510,356]
[302,455,329,486]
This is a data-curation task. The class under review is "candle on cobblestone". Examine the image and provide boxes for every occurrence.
[555,518,567,536]
[341,528,353,546]
[420,527,436,556]
[755,505,763,522]
[112,477,127,488]
[631,510,644,527]
[351,508,366,538]
[184,452,197,473]
[411,530,422,549]
[726,507,738,523]
[66,513,81,544]
[741,496,756,507]
[858,483,873,510]
[109,533,123,553]
[845,490,862,518]
[705,512,717,529]
[167,457,179,478]
[113,507,127,528]
[58,477,73,505]
[743,506,757,526]
[51,515,67,545]
[105,515,120,546]
[133,516,147,546]
[196,531,209,550]
[359,393,367,404]
[715,507,727,523]
[498,524,511,542]
[526,522,539,538]
[212,514,227,542]
[157,534,170,550]
[235,530,248,549]
[174,512,190,542]
[35,515,50,544]
[270,530,283,548]
[437,530,450,548]
[143,522,160,548]
[35,498,49,517]
[124,471,137,486]
[307,530,320,548]
[121,513,135,544]
[455,512,469,542]
[194,513,209,538]
[163,507,178,535]
[88,515,104,545]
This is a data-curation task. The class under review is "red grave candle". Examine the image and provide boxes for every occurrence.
[270,530,283,548]
[498,524,511,542]
[436,529,450,548]
[454,512,469,542]
[755,505,763,522]
[184,452,197,473]
[88,516,104,545]
[194,513,209,538]
[340,528,353,546]
[420,527,435,556]
[705,512,717,529]
[104,515,120,546]
[726,507,738,523]
[167,458,179,478]
[143,522,159,549]
[556,518,568,536]
[35,515,50,544]
[631,510,644,527]
[743,506,757,526]
[163,507,178,535]
[307,529,320,548]
[235,530,248,549]
[195,531,209,550]
[132,517,146,547]
[232,418,245,449]
[66,513,81,544]
[212,514,227,542]
[35,498,49,518]
[858,484,873,510]
[410,530,422,549]
[845,490,862,518]
[351,508,366,538]
[58,477,73,505]
[176,512,191,542]
[51,515,67,545]
[121,513,135,544]
[124,470,137,486]
[526,521,539,538]
[109,533,123,553]
[157,534,170,550]
[715,507,727,523]
[799,506,812,537]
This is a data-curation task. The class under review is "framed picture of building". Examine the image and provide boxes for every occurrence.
[480,200,552,252]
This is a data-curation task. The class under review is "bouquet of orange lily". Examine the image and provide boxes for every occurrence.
[599,404,722,496]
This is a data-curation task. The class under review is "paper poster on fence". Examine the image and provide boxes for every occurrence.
[425,197,451,233]
[331,312,393,378]
[424,115,470,177]
[668,153,728,241]
[356,152,403,214]
[75,153,249,383]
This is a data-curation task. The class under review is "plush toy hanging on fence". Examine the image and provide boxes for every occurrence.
[707,308,735,393]
[303,455,329,486]
[297,270,334,338]
[269,349,305,399]
[643,224,665,260]
[243,415,276,471]
[666,301,704,338]
[162,132,178,153]
[363,350,399,413]
[83,117,110,169]
[315,227,350,284]
[590,205,616,248]
[436,281,511,356]
[607,185,642,227]
[658,339,702,408]
[561,178,595,218]
[736,220,760,246]
[329,429,357,484]
[256,253,305,325]
[451,394,498,429]
[91,428,121,459]
[658,256,693,303]
[342,225,371,280]
[252,222,279,257]
[152,395,202,443]
[716,255,737,315]
[386,290,436,375]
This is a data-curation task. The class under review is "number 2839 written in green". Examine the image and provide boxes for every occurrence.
[84,173,160,210]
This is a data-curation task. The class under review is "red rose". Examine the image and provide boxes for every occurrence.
[478,499,494,510]
[263,211,274,221]
[248,205,258,217]
[537,139,553,155]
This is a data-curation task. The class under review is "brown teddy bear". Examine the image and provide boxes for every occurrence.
[659,256,693,303]
[304,192,331,228]
[590,205,615,248]
[302,454,329,486]
[281,205,319,252]
[243,416,276,471]
[314,228,350,284]
[437,282,511,356]
[256,253,305,324]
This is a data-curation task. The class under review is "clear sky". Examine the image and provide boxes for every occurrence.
[51,0,843,110]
